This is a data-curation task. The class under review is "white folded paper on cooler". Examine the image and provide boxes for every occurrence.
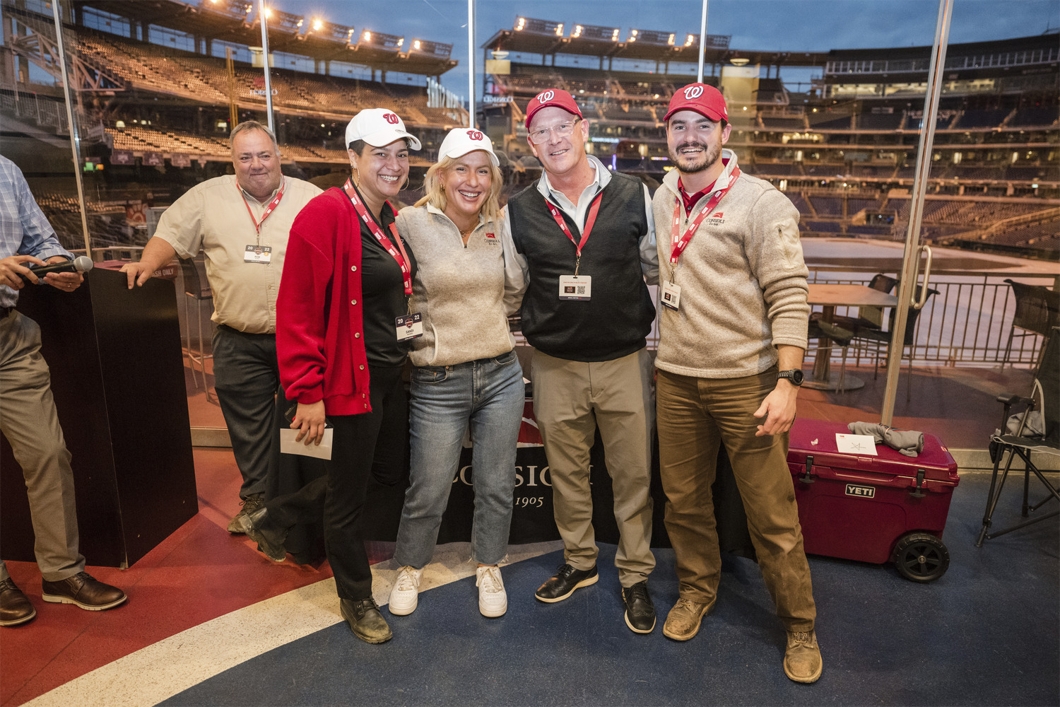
[280,428,334,460]
[835,433,878,456]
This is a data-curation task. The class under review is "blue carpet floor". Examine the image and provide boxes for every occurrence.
[164,473,1059,706]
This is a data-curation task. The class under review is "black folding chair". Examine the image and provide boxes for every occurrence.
[849,284,939,400]
[1000,279,1060,373]
[976,325,1060,546]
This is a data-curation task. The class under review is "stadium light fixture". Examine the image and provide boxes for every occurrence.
[262,7,271,19]
[684,34,696,47]
[628,29,638,43]
[515,17,526,31]
[363,30,372,42]
[414,40,421,50]
[312,19,323,31]
[573,25,583,38]
[612,29,619,41]
[555,24,564,37]
[397,38,404,48]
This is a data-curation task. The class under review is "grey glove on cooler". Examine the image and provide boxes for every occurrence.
[847,422,925,457]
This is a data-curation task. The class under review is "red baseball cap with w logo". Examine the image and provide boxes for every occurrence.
[664,83,728,123]
[345,108,422,150]
[525,88,584,129]
[437,127,499,167]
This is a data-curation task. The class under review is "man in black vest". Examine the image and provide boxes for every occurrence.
[503,88,659,634]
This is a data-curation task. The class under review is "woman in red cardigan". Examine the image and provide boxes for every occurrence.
[268,108,420,644]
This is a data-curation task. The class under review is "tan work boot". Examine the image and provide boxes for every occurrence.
[784,630,823,683]
[662,597,714,641]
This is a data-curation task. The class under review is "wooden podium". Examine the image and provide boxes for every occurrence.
[0,267,198,568]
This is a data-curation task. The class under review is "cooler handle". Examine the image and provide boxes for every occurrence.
[800,455,815,484]
[910,468,926,498]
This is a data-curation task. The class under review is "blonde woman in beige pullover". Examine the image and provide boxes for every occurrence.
[388,129,524,620]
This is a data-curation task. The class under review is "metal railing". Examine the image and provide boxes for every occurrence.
[806,269,1058,367]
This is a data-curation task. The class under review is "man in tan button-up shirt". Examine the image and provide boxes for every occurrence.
[122,121,321,533]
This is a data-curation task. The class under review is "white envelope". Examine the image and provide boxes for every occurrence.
[835,433,878,456]
[280,428,334,460]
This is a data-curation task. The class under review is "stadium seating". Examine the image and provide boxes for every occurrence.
[5,9,1055,261]
[857,110,903,130]
[1009,106,1059,128]
[72,28,446,126]
[954,108,1010,129]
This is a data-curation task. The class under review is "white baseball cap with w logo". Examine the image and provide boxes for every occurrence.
[345,108,422,150]
[437,127,499,167]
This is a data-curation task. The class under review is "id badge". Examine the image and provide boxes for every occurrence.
[396,312,423,341]
[558,275,592,301]
[661,281,682,310]
[244,245,272,264]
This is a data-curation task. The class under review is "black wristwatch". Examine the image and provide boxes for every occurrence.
[777,369,804,387]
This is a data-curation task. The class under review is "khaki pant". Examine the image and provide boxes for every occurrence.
[532,348,655,587]
[656,367,816,632]
[0,311,84,583]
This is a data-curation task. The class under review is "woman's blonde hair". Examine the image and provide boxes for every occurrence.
[415,153,504,227]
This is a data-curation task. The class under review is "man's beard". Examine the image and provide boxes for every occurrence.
[669,141,721,174]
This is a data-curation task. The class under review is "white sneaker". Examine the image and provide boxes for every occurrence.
[389,566,422,616]
[476,565,507,618]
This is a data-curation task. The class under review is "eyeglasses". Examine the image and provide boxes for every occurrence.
[528,119,581,145]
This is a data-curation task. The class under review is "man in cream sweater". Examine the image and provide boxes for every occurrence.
[652,83,822,683]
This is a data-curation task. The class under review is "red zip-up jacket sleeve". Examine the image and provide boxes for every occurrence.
[277,188,371,416]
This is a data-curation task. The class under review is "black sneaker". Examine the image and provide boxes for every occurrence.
[535,564,598,603]
[621,580,656,634]
[340,598,393,644]
[240,507,287,563]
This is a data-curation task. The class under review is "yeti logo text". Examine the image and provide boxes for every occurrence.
[383,112,399,125]
[844,483,875,499]
[684,85,704,100]
[537,90,555,103]
[467,130,484,141]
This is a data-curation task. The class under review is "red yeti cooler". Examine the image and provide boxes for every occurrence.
[787,418,960,582]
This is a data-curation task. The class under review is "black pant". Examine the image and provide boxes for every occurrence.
[212,326,283,500]
[263,364,407,601]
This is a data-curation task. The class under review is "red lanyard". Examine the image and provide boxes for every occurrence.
[238,177,286,238]
[344,180,413,297]
[546,191,602,275]
[668,166,740,266]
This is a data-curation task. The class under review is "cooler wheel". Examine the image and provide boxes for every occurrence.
[892,532,950,582]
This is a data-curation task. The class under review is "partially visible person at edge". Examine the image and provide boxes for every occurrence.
[120,121,322,533]
[0,154,126,627]
[387,128,524,620]
[241,109,419,644]
[652,83,821,683]
[504,88,661,634]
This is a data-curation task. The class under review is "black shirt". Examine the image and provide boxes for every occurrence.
[352,190,417,367]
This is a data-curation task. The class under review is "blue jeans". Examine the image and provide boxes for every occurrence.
[395,350,524,568]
